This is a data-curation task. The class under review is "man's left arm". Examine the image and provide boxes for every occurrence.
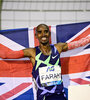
[56,35,90,53]
[67,35,90,50]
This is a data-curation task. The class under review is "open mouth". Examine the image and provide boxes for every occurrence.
[41,37,47,41]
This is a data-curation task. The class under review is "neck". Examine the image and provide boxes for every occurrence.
[39,44,51,55]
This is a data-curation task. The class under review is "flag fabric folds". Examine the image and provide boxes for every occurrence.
[0,22,90,100]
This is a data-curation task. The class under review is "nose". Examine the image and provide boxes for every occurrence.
[42,31,46,36]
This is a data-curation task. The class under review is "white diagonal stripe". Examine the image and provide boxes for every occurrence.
[66,24,90,43]
[0,34,25,50]
[60,44,90,58]
[0,77,32,95]
[62,71,90,88]
[7,84,33,100]
[0,34,29,60]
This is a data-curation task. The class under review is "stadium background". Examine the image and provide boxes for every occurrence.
[0,0,90,30]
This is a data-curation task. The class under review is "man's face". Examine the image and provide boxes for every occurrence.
[35,25,50,45]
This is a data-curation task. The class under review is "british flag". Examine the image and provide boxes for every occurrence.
[0,22,90,100]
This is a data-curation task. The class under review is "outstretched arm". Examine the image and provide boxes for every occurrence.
[68,35,90,50]
[55,35,90,53]
[0,44,24,59]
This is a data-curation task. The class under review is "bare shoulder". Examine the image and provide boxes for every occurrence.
[54,42,68,53]
[23,48,36,57]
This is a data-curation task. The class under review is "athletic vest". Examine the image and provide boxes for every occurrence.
[32,45,64,100]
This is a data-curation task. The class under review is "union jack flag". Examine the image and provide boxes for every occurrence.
[0,22,90,100]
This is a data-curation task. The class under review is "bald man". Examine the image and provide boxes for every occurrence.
[0,24,90,100]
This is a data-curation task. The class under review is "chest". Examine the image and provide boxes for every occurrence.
[35,52,60,72]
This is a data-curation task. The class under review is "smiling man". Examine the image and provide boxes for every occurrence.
[0,24,90,100]
[23,24,68,100]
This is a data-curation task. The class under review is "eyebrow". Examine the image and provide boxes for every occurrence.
[37,30,41,32]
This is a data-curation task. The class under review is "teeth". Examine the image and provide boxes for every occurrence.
[42,37,47,40]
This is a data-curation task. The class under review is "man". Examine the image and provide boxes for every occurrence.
[0,24,90,100]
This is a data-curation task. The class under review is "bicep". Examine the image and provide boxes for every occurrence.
[23,48,32,57]
[62,43,68,51]
[55,43,68,53]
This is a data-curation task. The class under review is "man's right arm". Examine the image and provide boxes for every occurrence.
[23,48,35,58]
[0,43,31,59]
